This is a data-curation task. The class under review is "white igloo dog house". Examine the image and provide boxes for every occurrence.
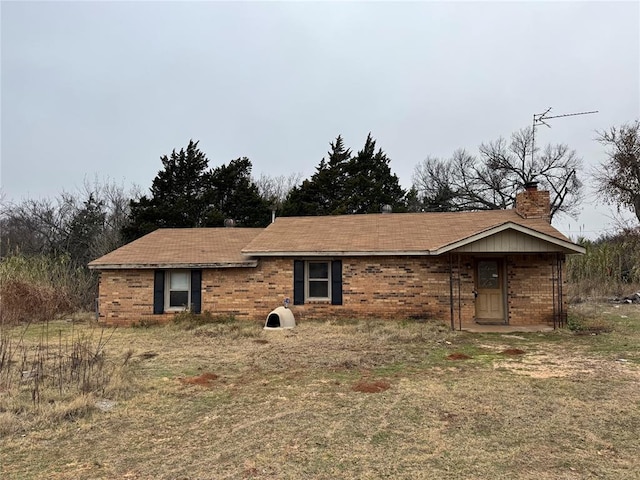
[264,306,296,330]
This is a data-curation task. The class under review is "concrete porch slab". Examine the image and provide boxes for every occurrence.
[458,323,555,333]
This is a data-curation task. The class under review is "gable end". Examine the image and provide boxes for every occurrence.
[438,223,585,255]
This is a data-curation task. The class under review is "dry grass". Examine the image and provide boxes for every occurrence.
[0,255,96,324]
[0,279,75,325]
[1,306,640,479]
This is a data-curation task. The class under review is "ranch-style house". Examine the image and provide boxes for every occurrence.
[88,184,585,329]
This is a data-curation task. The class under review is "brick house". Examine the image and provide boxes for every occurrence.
[88,185,584,329]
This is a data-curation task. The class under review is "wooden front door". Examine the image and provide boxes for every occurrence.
[475,259,505,323]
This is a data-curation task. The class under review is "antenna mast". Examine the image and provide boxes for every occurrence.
[531,107,598,163]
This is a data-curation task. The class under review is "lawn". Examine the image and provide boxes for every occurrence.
[1,304,639,479]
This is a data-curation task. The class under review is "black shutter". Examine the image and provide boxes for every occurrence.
[331,260,343,305]
[153,270,165,314]
[293,260,305,305]
[191,270,202,314]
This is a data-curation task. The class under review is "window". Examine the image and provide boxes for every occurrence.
[477,260,500,289]
[153,270,201,315]
[293,260,342,305]
[306,261,330,300]
[166,271,190,310]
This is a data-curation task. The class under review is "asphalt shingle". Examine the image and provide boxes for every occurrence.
[242,210,570,255]
[88,228,262,268]
[89,210,578,268]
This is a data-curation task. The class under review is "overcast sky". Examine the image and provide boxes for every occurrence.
[2,1,639,239]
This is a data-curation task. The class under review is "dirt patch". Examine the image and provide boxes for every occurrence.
[447,353,472,360]
[493,344,640,380]
[499,349,525,356]
[352,380,391,393]
[253,339,269,344]
[179,372,219,387]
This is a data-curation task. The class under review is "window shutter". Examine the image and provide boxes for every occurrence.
[190,270,202,314]
[293,260,305,305]
[331,260,343,305]
[153,270,165,314]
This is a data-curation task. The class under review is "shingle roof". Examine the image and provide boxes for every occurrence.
[88,228,263,269]
[241,210,580,255]
[88,211,583,269]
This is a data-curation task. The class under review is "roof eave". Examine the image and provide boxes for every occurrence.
[88,261,258,270]
[241,250,434,257]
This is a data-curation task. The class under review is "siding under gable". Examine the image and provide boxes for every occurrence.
[451,229,562,253]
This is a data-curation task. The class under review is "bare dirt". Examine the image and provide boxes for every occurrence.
[352,379,391,393]
[499,348,526,355]
[447,352,472,360]
[178,372,219,387]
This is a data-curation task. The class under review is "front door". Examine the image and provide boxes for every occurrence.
[475,259,505,324]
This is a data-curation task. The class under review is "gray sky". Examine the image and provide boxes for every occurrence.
[2,1,639,239]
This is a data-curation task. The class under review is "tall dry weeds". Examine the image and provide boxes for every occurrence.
[567,230,640,299]
[0,320,131,435]
[0,254,95,324]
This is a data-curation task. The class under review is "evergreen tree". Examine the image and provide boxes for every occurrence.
[124,140,211,240]
[281,176,326,217]
[124,141,269,241]
[64,194,107,267]
[282,134,405,216]
[205,157,271,227]
[342,134,407,214]
[282,136,352,216]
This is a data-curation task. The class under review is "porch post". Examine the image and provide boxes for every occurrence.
[552,257,557,329]
[458,254,462,331]
[449,253,455,331]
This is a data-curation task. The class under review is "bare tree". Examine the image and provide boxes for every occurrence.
[0,196,72,257]
[254,172,303,212]
[0,177,138,263]
[594,120,640,224]
[412,152,472,211]
[412,128,583,221]
[81,177,141,259]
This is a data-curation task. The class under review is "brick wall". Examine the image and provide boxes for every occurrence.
[96,261,293,327]
[506,254,565,325]
[294,255,476,323]
[201,259,292,320]
[96,254,565,327]
[96,270,156,327]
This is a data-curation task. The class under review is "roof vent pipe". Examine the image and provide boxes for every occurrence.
[381,204,392,214]
[224,219,236,227]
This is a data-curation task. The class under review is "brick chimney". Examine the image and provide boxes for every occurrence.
[515,182,550,222]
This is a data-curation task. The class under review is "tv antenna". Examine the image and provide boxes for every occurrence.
[531,107,598,163]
